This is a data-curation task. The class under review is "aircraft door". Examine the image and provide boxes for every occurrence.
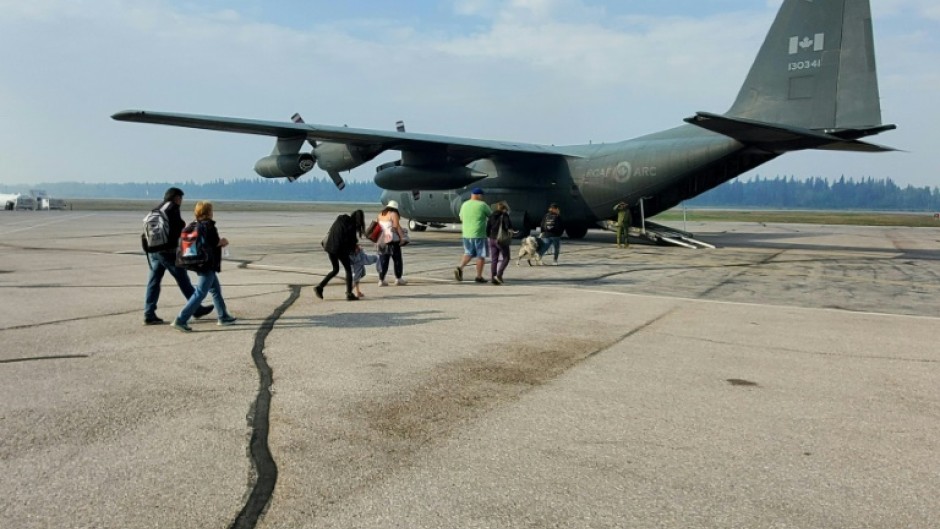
[507,210,531,237]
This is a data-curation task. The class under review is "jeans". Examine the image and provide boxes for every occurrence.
[144,251,195,318]
[378,242,404,281]
[318,252,352,295]
[177,271,229,324]
[487,239,510,279]
[538,236,561,261]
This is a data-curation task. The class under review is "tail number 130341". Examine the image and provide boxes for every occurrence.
[788,59,822,71]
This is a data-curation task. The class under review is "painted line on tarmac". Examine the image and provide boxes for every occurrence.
[242,262,940,323]
[0,354,89,364]
[554,285,940,322]
[0,213,97,235]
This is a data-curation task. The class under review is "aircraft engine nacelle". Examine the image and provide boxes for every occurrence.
[314,142,381,173]
[374,164,487,191]
[254,153,316,179]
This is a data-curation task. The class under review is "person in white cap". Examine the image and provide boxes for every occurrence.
[376,200,408,286]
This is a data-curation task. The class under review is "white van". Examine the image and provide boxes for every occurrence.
[1,193,36,210]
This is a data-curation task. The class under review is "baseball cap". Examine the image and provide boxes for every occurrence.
[471,187,485,195]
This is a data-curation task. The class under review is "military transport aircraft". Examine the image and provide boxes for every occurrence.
[113,0,896,239]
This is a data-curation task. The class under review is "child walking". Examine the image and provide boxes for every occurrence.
[350,244,379,298]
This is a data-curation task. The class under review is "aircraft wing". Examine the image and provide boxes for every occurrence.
[111,110,579,165]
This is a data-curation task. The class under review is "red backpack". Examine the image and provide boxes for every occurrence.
[176,221,210,271]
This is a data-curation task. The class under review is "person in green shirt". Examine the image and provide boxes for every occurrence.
[613,201,631,248]
[455,188,492,283]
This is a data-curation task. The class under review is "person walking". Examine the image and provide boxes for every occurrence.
[538,203,565,265]
[350,243,379,299]
[171,201,237,331]
[315,209,365,301]
[613,201,631,248]
[376,201,408,286]
[486,201,514,284]
[142,187,212,325]
[455,188,492,283]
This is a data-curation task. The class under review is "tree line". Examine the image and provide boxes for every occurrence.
[3,175,938,210]
[0,176,383,203]
[687,176,939,211]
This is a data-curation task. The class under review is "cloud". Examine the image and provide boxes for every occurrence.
[875,0,940,20]
[0,0,934,186]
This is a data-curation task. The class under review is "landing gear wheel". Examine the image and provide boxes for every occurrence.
[408,219,427,232]
[565,225,588,239]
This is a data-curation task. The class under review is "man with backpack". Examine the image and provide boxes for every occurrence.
[538,203,565,265]
[141,187,212,325]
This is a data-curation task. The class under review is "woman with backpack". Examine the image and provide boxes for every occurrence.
[314,209,365,301]
[172,201,237,332]
[486,201,514,285]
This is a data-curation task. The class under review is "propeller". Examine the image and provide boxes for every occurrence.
[292,113,345,190]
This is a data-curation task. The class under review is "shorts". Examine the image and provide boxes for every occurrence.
[462,237,487,258]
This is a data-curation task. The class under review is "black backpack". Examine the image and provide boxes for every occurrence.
[142,202,172,252]
[176,221,210,271]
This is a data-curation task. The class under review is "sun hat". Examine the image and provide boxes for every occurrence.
[386,200,400,210]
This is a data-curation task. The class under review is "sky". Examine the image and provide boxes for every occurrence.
[1,0,938,188]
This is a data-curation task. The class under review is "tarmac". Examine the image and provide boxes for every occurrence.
[1,209,939,529]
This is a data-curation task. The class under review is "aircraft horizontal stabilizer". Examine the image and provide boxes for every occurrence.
[685,112,896,153]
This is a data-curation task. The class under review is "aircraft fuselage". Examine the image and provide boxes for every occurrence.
[383,125,776,237]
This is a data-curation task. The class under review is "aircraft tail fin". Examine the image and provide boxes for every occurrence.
[726,0,889,133]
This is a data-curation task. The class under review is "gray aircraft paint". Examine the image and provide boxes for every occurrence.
[113,0,894,239]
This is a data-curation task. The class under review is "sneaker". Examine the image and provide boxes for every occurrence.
[552,260,559,266]
[394,278,407,286]
[217,315,237,326]
[454,267,463,281]
[474,277,487,283]
[314,285,324,299]
[193,305,214,319]
[346,292,359,301]
[143,316,165,326]
[171,320,192,332]
[378,279,388,287]
[493,276,503,285]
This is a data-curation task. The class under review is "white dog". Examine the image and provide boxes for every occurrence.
[516,236,545,266]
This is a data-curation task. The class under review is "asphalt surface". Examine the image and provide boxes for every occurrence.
[1,210,939,529]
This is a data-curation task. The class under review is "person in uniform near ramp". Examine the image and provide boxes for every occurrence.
[613,201,631,248]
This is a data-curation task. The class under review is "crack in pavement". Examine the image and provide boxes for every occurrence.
[228,284,300,529]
